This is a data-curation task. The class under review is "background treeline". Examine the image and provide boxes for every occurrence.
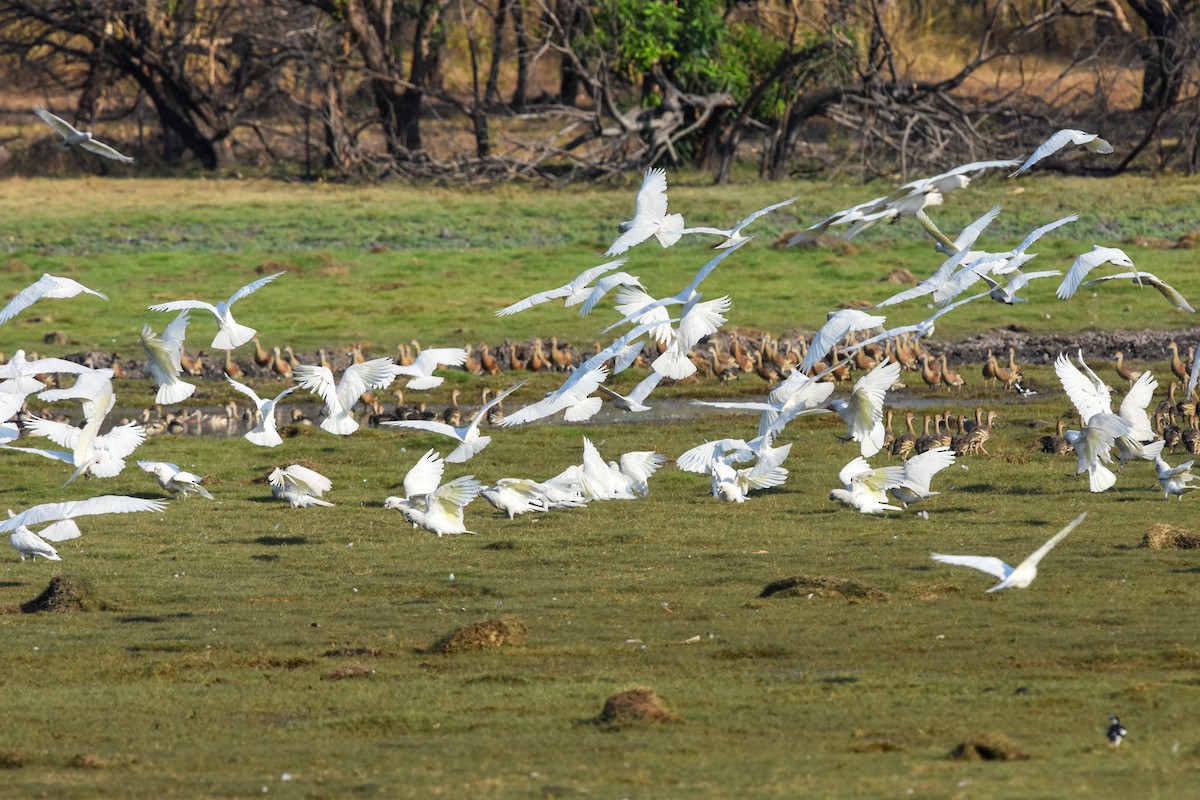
[1,0,1198,182]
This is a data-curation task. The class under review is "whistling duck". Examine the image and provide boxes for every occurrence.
[1114,351,1138,385]
[252,335,272,368]
[939,354,965,392]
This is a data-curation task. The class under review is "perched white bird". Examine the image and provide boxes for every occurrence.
[382,380,526,462]
[679,197,797,248]
[33,105,135,163]
[139,311,196,405]
[384,451,482,536]
[931,512,1087,592]
[269,465,334,508]
[138,460,213,499]
[1057,246,1136,300]
[4,495,167,562]
[829,456,906,513]
[829,359,901,457]
[605,168,684,256]
[1154,456,1199,500]
[497,258,627,317]
[226,375,298,447]
[577,437,666,500]
[1081,270,1195,313]
[388,347,468,390]
[0,273,108,325]
[888,446,956,507]
[148,272,285,350]
[1010,129,1112,177]
[802,309,886,373]
[293,357,396,435]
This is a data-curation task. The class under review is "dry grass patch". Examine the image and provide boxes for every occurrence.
[69,753,115,769]
[950,733,1031,761]
[426,615,527,654]
[595,688,680,727]
[1141,523,1200,550]
[880,268,918,284]
[760,574,891,603]
[0,751,26,769]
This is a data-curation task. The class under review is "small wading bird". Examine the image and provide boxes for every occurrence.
[1009,129,1112,177]
[138,460,213,500]
[4,495,167,562]
[0,273,108,325]
[605,168,684,256]
[930,512,1087,592]
[33,105,135,163]
[148,272,286,351]
[269,465,334,508]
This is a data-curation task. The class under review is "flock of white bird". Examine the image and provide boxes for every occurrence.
[4,110,1199,592]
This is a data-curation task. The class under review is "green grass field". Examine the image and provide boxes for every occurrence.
[1,175,1199,798]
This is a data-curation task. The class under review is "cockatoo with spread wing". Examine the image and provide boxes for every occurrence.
[4,495,167,562]
[388,347,468,390]
[932,513,1087,591]
[292,357,396,435]
[829,456,907,513]
[1010,129,1112,176]
[710,440,792,503]
[139,311,196,405]
[269,465,334,508]
[138,460,213,499]
[226,375,297,447]
[383,380,526,462]
[0,273,108,325]
[577,437,666,500]
[33,105,135,163]
[1155,456,1200,500]
[0,349,91,397]
[680,197,797,249]
[605,168,684,256]
[148,272,285,350]
[1057,246,1136,300]
[829,359,901,457]
[480,480,551,519]
[802,309,886,373]
[1081,270,1195,313]
[888,446,956,507]
[497,258,628,316]
[384,450,482,536]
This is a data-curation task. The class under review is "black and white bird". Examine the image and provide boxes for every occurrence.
[33,105,135,163]
[1106,716,1127,748]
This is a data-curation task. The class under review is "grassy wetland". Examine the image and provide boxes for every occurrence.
[2,174,1200,797]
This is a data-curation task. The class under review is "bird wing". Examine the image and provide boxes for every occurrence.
[1083,270,1195,313]
[676,296,732,348]
[148,299,218,315]
[36,519,83,542]
[282,465,332,496]
[1118,370,1158,439]
[838,456,872,487]
[855,464,908,492]
[575,272,642,316]
[430,476,483,513]
[39,276,106,300]
[613,287,674,341]
[931,553,1014,581]
[140,322,183,377]
[96,422,148,459]
[333,358,396,411]
[1012,213,1078,256]
[1058,246,1125,300]
[0,495,167,532]
[24,415,81,450]
[404,449,445,498]
[382,418,461,439]
[78,137,134,163]
[1011,129,1096,176]
[731,196,798,233]
[605,169,669,256]
[0,274,55,324]
[901,446,956,493]
[410,348,468,375]
[1020,512,1087,570]
[626,371,664,405]
[227,272,285,306]
[138,460,181,474]
[161,310,190,351]
[461,380,527,438]
[1055,352,1111,422]
[292,363,338,406]
[33,106,83,140]
[619,451,666,486]
[677,438,754,473]
[225,375,265,408]
[951,204,1003,253]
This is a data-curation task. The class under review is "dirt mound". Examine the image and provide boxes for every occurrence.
[13,576,108,614]
[950,733,1030,761]
[68,753,113,769]
[1141,523,1200,549]
[880,268,918,284]
[0,751,26,769]
[322,662,375,681]
[426,615,526,654]
[595,688,680,726]
[760,575,890,603]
